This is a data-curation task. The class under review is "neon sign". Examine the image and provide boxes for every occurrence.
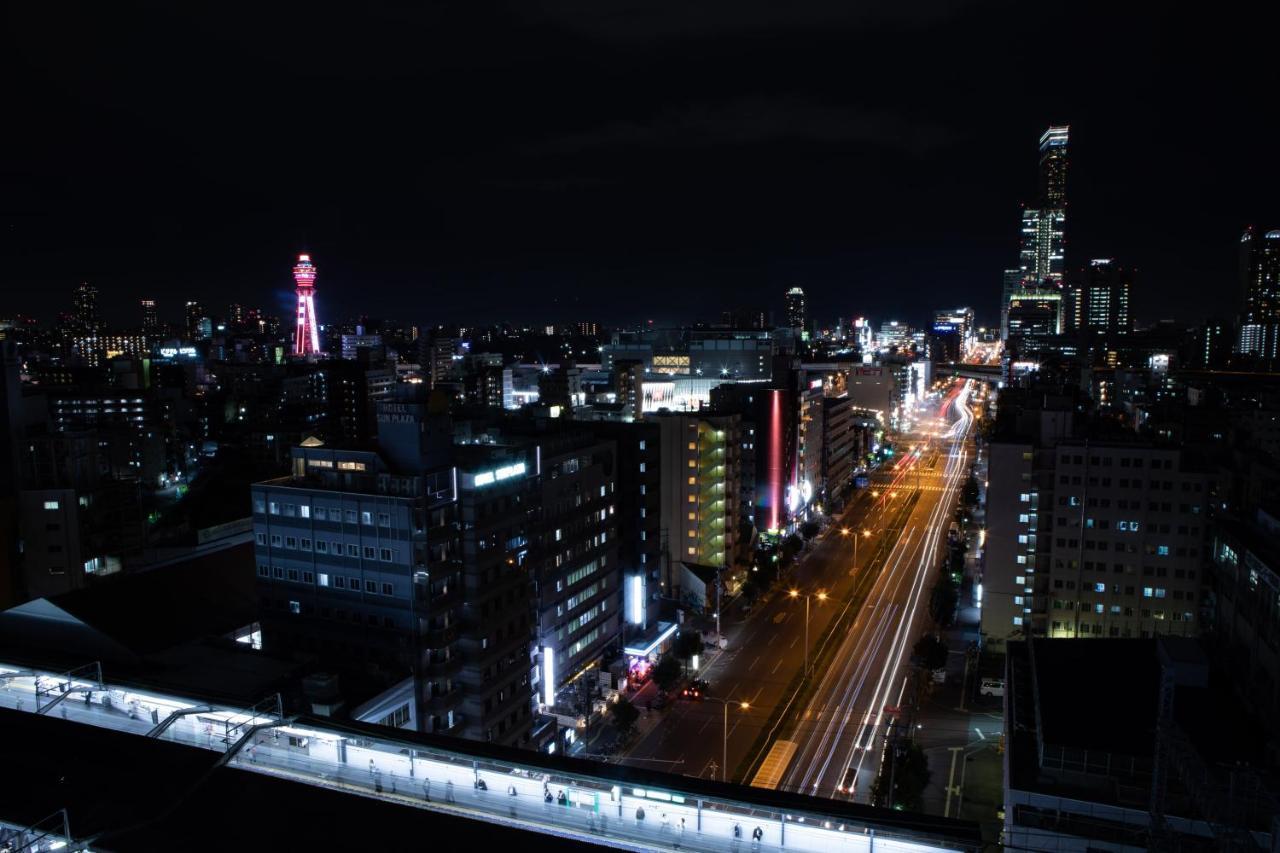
[473,462,526,487]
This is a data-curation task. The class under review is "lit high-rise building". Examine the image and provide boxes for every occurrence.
[185,298,204,338]
[785,286,806,331]
[1237,226,1280,360]
[1074,259,1132,336]
[1000,268,1022,341]
[934,307,975,354]
[292,253,321,356]
[1007,126,1069,341]
[73,282,99,331]
[1037,125,1070,208]
[1018,207,1066,287]
[140,298,158,333]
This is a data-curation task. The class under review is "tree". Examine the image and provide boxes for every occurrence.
[674,630,703,666]
[653,655,682,694]
[930,580,959,626]
[800,520,821,540]
[609,697,639,734]
[872,741,931,811]
[912,634,949,672]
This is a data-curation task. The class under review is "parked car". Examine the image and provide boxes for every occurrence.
[979,678,1005,697]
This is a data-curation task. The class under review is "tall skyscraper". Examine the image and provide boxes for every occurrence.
[1037,125,1070,207]
[1018,207,1066,287]
[1000,268,1022,341]
[1005,126,1069,343]
[785,286,806,331]
[1237,226,1280,360]
[72,282,99,331]
[293,253,321,356]
[140,298,158,333]
[1073,259,1132,337]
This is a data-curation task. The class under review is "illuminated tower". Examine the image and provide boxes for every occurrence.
[292,253,321,356]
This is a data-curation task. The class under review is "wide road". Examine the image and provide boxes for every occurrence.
[776,382,975,802]
[620,381,973,787]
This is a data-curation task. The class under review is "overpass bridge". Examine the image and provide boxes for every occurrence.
[0,659,983,852]
[933,362,1001,383]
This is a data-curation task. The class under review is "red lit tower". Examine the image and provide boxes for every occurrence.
[292,253,321,356]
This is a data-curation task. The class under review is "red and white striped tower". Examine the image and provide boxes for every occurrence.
[292,253,321,356]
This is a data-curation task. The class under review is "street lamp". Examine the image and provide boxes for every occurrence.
[788,589,828,675]
[706,697,750,782]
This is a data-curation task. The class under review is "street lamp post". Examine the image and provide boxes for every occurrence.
[841,527,871,571]
[705,697,750,782]
[788,589,828,676]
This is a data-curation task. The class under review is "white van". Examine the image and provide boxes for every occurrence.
[979,678,1005,698]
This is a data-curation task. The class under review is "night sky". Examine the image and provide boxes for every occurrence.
[6,1,1278,330]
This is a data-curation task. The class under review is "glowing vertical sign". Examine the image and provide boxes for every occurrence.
[627,574,645,626]
[767,390,784,530]
[542,646,556,707]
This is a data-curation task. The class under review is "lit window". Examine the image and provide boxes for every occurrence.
[361,511,373,525]
[318,573,329,587]
[268,501,280,515]
[299,505,310,519]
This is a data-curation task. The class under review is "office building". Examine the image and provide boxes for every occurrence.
[877,321,911,351]
[1005,288,1064,341]
[525,430,620,738]
[1073,259,1133,337]
[341,333,384,361]
[687,329,777,380]
[785,286,806,332]
[927,322,962,364]
[140,298,159,334]
[1237,226,1280,361]
[1000,269,1022,342]
[587,421,662,632]
[933,307,975,355]
[252,422,535,746]
[185,301,206,340]
[72,282,100,331]
[1018,207,1066,287]
[1037,125,1069,207]
[983,397,1212,650]
[1205,506,1280,766]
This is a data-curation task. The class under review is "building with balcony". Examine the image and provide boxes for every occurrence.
[656,413,741,582]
